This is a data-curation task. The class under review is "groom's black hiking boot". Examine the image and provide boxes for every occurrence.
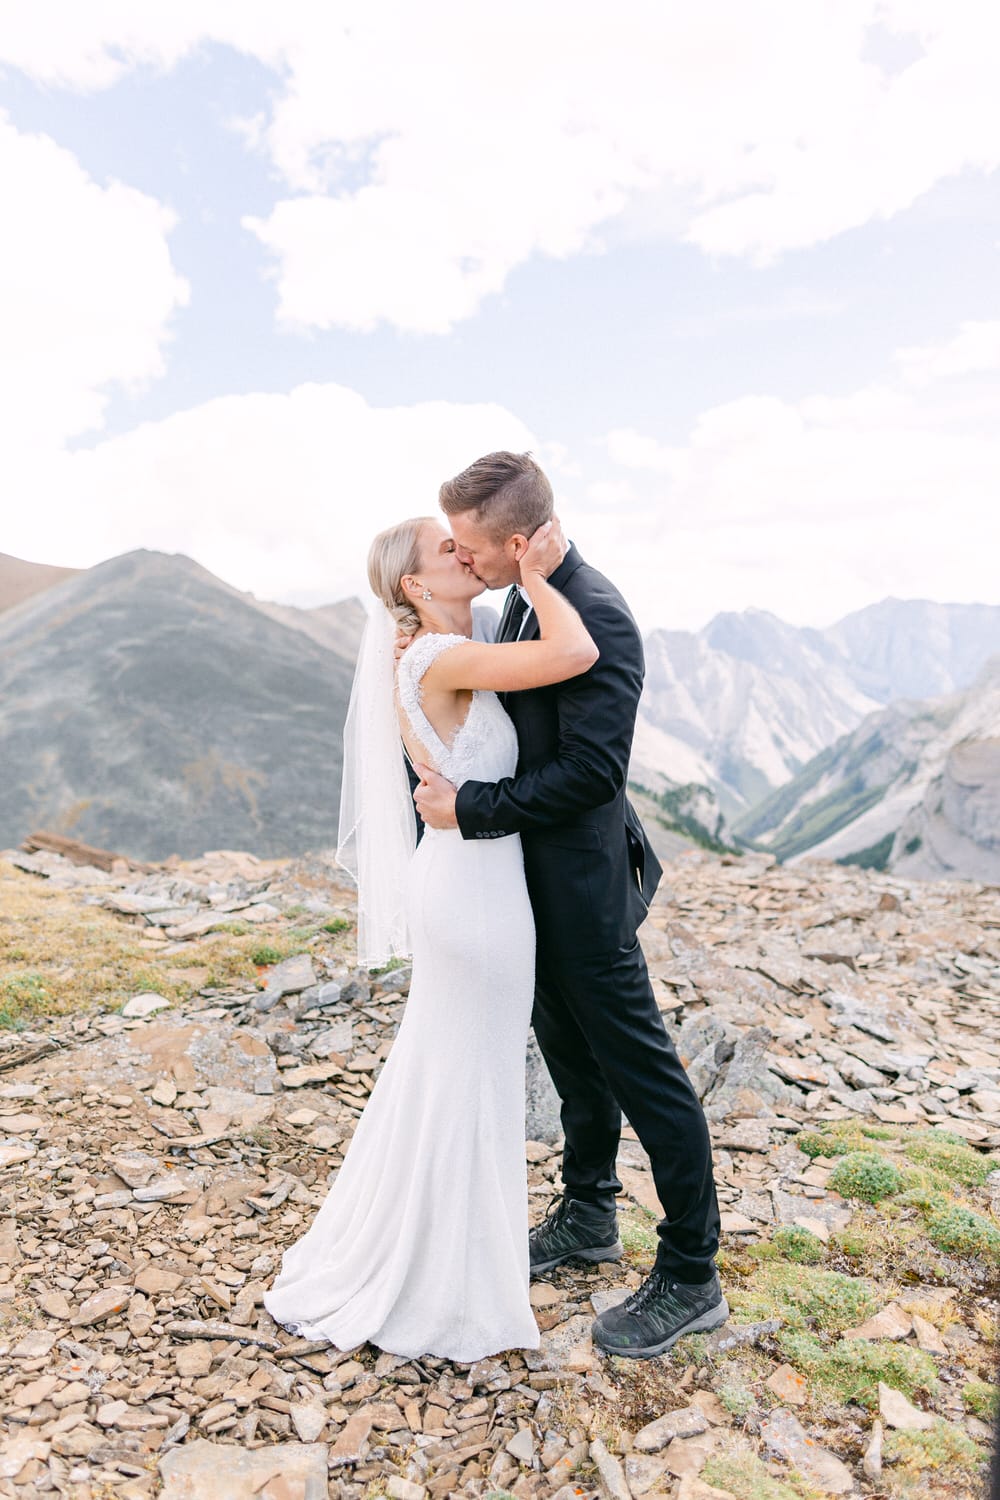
[529,1194,623,1276]
[591,1265,728,1358]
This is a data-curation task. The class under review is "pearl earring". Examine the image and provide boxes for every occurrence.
[422,588,432,600]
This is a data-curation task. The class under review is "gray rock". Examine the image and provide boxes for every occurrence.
[591,1287,630,1318]
[703,1319,781,1357]
[309,1019,354,1057]
[314,980,344,1007]
[377,964,413,994]
[121,992,171,1018]
[624,1452,673,1496]
[590,1438,631,1500]
[634,1405,708,1453]
[506,1427,536,1463]
[254,954,316,1011]
[824,990,898,1042]
[761,1408,855,1493]
[525,1027,562,1144]
[863,1419,883,1481]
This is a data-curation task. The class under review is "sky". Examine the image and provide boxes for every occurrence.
[1,1,998,632]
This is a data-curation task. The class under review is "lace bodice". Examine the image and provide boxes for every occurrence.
[396,632,518,788]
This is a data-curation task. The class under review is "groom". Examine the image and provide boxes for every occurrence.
[413,451,727,1358]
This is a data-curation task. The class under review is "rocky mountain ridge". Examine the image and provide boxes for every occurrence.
[0,550,363,860]
[638,601,1000,817]
[737,656,1000,881]
[3,547,999,877]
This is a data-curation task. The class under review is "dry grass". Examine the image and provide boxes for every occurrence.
[0,859,353,1027]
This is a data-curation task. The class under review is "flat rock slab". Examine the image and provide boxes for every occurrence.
[63,1013,278,1095]
[0,1143,35,1167]
[771,1187,852,1235]
[634,1404,708,1452]
[766,1363,808,1405]
[159,1438,328,1498]
[73,1285,130,1326]
[328,1407,374,1467]
[676,1478,738,1500]
[761,1408,855,1493]
[910,1311,948,1355]
[843,1303,912,1341]
[625,1451,674,1495]
[591,1437,631,1500]
[713,1119,772,1152]
[703,1318,780,1357]
[122,992,172,1018]
[524,1313,595,1374]
[879,1382,935,1432]
[663,1430,716,1477]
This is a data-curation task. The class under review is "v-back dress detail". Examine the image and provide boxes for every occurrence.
[263,633,539,1361]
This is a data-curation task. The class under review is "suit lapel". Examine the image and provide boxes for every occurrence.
[518,542,583,639]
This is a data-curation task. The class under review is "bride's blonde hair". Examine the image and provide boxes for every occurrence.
[368,517,434,637]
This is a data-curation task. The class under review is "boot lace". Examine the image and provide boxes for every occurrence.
[531,1191,568,1237]
[623,1267,672,1314]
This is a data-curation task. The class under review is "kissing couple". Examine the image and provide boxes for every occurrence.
[264,451,726,1362]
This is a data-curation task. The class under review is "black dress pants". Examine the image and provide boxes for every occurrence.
[531,937,720,1283]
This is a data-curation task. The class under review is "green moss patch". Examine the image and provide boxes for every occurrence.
[885,1420,984,1479]
[828,1151,904,1204]
[779,1330,938,1409]
[962,1379,999,1422]
[732,1262,878,1333]
[703,1442,826,1500]
[926,1204,1000,1263]
[797,1119,899,1159]
[619,1207,659,1263]
[770,1226,827,1264]
[902,1130,996,1189]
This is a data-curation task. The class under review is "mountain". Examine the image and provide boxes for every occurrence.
[0,551,80,613]
[0,550,361,860]
[638,610,880,811]
[636,600,1000,812]
[734,656,1000,878]
[825,597,1000,703]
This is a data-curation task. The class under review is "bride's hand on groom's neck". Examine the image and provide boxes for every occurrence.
[518,516,566,583]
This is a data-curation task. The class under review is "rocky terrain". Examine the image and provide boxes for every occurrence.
[1,839,997,1499]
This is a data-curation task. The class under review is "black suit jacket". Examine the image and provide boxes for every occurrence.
[455,544,662,957]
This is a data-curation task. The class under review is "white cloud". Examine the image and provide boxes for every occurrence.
[597,322,1000,628]
[895,318,1000,385]
[3,321,997,636]
[3,383,537,605]
[0,112,188,450]
[2,2,998,332]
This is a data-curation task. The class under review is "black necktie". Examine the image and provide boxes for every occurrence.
[503,588,528,642]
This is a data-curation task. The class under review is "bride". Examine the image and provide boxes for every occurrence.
[263,513,597,1362]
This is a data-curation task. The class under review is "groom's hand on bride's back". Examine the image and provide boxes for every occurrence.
[413,764,459,829]
[394,632,413,663]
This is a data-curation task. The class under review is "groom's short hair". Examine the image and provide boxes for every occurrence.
[440,451,553,541]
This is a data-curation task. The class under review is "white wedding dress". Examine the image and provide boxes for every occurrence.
[264,632,540,1361]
